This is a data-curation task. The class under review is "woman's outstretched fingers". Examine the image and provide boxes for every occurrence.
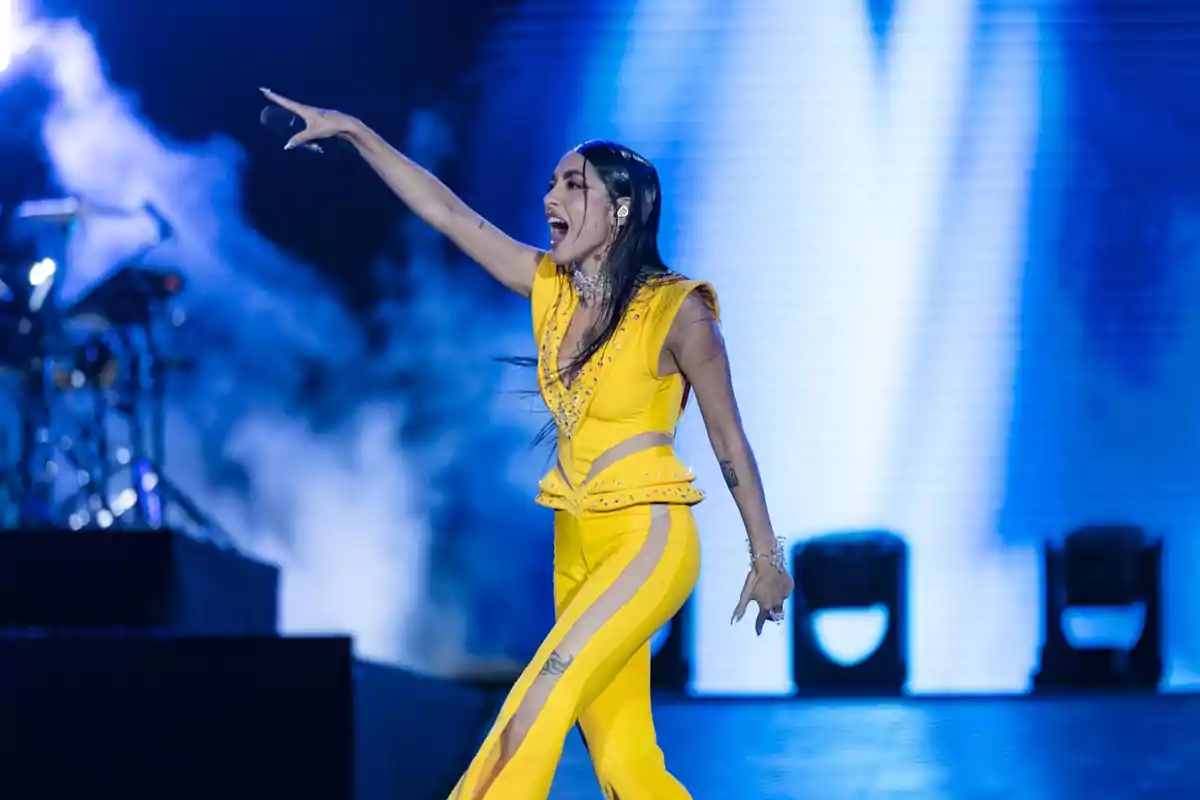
[259,88,305,116]
[258,90,353,151]
[285,128,315,151]
[731,571,755,625]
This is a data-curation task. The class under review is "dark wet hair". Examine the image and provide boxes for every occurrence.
[555,140,681,381]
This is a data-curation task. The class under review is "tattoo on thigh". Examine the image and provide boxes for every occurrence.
[719,460,739,489]
[539,650,573,676]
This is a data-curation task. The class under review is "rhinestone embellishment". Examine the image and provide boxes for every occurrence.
[538,282,642,439]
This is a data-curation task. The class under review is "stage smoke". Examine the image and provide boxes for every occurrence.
[17,19,542,673]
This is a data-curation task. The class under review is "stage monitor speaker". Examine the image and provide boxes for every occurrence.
[0,635,353,800]
[792,530,908,695]
[1034,525,1163,691]
[0,528,278,634]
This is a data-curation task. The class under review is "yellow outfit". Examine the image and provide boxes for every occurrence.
[449,255,717,800]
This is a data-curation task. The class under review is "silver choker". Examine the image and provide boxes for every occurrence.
[570,266,608,305]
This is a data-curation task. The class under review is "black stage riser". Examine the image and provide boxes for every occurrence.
[0,636,518,800]
[0,636,354,800]
[0,528,278,634]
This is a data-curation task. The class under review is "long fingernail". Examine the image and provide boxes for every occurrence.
[259,87,270,93]
[283,142,294,151]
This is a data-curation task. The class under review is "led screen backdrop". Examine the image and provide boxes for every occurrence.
[468,0,1200,695]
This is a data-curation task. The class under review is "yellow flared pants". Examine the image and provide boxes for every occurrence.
[449,503,699,799]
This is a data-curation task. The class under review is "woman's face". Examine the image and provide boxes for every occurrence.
[544,152,615,267]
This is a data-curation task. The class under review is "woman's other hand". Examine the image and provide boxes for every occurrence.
[731,560,795,636]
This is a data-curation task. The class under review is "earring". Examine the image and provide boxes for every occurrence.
[616,205,629,221]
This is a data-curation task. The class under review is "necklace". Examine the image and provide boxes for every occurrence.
[570,266,608,305]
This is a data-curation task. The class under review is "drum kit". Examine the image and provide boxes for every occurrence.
[0,198,231,544]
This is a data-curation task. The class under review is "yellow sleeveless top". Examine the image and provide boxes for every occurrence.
[530,254,719,514]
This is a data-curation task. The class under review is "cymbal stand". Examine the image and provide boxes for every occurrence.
[122,299,233,548]
[16,291,63,529]
[51,334,120,529]
[15,349,48,527]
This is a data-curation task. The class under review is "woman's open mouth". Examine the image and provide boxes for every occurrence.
[548,215,569,247]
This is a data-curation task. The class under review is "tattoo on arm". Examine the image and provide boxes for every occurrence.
[539,650,573,676]
[719,460,739,489]
[477,216,486,229]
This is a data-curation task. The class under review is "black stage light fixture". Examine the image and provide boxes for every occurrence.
[1034,525,1162,692]
[792,530,908,696]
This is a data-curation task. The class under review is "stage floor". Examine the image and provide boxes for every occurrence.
[551,694,1200,799]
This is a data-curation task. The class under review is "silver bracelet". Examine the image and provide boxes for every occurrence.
[747,535,787,573]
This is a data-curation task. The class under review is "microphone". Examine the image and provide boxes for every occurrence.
[143,202,173,243]
[260,105,327,153]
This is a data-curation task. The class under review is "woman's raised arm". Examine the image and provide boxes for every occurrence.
[262,89,542,297]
